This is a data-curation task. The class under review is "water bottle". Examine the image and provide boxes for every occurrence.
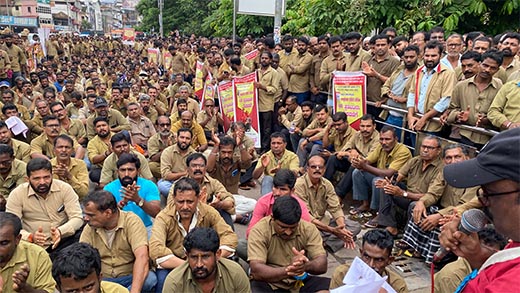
[289,122,296,134]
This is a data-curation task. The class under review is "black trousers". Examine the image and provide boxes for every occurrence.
[259,111,273,152]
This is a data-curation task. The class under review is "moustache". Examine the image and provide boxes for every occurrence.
[193,170,203,175]
[120,176,134,187]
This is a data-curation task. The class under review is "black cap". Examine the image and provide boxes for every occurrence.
[444,128,520,188]
[94,97,108,108]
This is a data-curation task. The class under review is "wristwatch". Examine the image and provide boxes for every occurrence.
[138,198,145,207]
[403,192,408,198]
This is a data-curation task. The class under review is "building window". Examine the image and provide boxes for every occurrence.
[28,7,31,12]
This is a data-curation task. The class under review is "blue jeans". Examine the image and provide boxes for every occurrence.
[290,91,310,105]
[157,179,173,197]
[296,138,323,167]
[104,271,157,291]
[385,115,404,141]
[261,175,274,196]
[155,269,172,293]
[352,169,383,210]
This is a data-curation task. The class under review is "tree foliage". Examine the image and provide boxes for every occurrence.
[135,0,519,37]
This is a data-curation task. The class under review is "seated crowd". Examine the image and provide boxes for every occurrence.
[0,25,518,293]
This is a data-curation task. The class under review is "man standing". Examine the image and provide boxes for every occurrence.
[310,36,330,104]
[254,52,280,153]
[149,177,237,292]
[6,158,83,256]
[104,154,160,234]
[439,128,520,292]
[440,34,463,70]
[51,135,89,199]
[248,196,329,292]
[344,32,371,72]
[498,33,520,79]
[295,155,360,252]
[81,190,156,292]
[147,115,175,179]
[0,212,56,292]
[163,227,250,292]
[3,34,27,82]
[253,133,299,196]
[320,36,346,93]
[157,128,195,196]
[286,37,313,104]
[407,41,456,136]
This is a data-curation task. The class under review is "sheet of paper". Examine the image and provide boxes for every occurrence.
[5,116,28,137]
[330,257,397,293]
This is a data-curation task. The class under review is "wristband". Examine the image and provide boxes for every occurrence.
[293,272,308,289]
[27,233,34,243]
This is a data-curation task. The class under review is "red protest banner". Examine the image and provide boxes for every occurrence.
[193,61,204,100]
[200,74,215,111]
[233,72,260,148]
[244,49,259,61]
[332,71,366,130]
[218,81,235,132]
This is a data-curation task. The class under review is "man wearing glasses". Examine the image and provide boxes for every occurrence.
[440,128,520,292]
[147,115,176,179]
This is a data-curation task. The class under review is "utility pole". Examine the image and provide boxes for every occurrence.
[232,0,236,45]
[158,0,163,37]
[273,0,282,44]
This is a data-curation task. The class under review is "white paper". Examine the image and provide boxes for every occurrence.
[330,257,397,293]
[5,116,28,138]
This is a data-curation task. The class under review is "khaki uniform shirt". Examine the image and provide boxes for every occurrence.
[447,76,502,144]
[169,81,193,98]
[433,257,471,293]
[170,121,207,150]
[279,106,303,130]
[197,110,222,132]
[0,159,26,198]
[342,130,380,157]
[345,49,372,72]
[170,53,188,74]
[149,203,238,262]
[302,116,333,138]
[248,217,326,291]
[147,132,175,159]
[167,175,235,215]
[86,109,131,140]
[367,54,401,102]
[0,49,11,78]
[504,58,520,79]
[30,133,80,159]
[366,142,412,171]
[488,79,520,128]
[287,51,313,93]
[80,211,148,278]
[275,67,289,101]
[87,134,111,168]
[254,150,299,176]
[50,158,89,199]
[326,126,356,152]
[257,66,280,112]
[279,49,298,73]
[310,51,330,91]
[128,115,156,146]
[144,107,159,124]
[11,139,31,163]
[62,118,86,142]
[100,281,128,293]
[295,174,344,222]
[5,44,26,72]
[398,156,442,194]
[160,144,195,178]
[330,263,408,292]
[100,151,153,184]
[419,170,480,216]
[320,53,347,89]
[6,179,83,245]
[209,158,251,194]
[0,241,56,293]
[163,258,250,293]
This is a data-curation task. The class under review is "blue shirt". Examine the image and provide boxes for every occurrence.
[104,177,160,227]
[407,66,451,114]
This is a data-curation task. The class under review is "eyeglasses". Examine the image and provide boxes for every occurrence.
[308,165,324,170]
[477,187,520,205]
[158,123,171,127]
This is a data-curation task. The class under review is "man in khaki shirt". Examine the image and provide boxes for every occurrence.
[50,101,87,146]
[157,127,195,196]
[0,144,26,208]
[30,115,84,160]
[320,36,346,92]
[295,155,361,252]
[80,190,156,292]
[167,153,236,227]
[50,135,89,200]
[322,111,357,157]
[376,136,442,236]
[85,97,130,140]
[271,53,289,106]
[149,177,237,293]
[310,36,330,104]
[351,126,412,214]
[486,78,520,130]
[126,102,156,150]
[0,212,56,293]
[277,95,302,150]
[253,132,299,196]
[197,99,223,142]
[254,52,281,152]
[330,229,408,292]
[99,132,153,187]
[344,32,372,72]
[87,117,112,183]
[171,111,208,152]
[0,121,30,163]
[163,227,250,293]
[297,104,332,172]
[248,196,329,292]
[6,158,83,255]
[147,115,176,179]
[286,37,313,104]
[325,114,380,199]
